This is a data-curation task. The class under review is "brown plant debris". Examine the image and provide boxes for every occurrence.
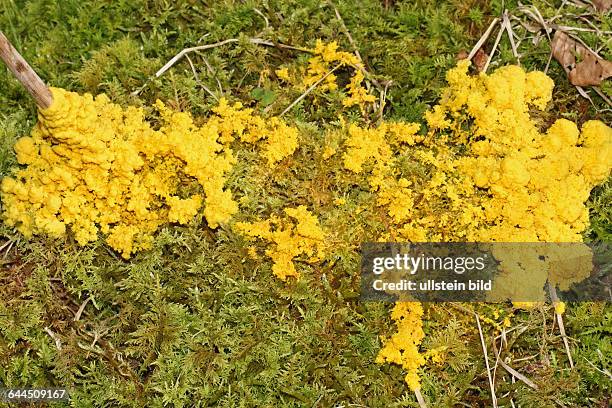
[551,30,612,87]
[456,48,489,72]
[592,0,612,12]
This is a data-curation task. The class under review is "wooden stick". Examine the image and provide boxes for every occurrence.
[0,30,53,109]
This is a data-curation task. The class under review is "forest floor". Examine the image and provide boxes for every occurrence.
[0,0,610,407]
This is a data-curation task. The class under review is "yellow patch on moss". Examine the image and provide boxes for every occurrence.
[376,302,426,391]
[372,61,610,389]
[1,88,300,258]
[302,39,376,111]
[235,206,326,280]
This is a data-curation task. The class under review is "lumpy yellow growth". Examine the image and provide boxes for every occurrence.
[376,302,425,391]
[209,99,299,165]
[370,61,611,390]
[437,62,610,304]
[302,40,376,111]
[1,88,300,257]
[235,206,326,280]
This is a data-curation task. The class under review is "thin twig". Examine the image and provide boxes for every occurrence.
[44,326,62,350]
[329,1,384,92]
[476,314,498,408]
[549,285,574,368]
[134,37,311,96]
[155,38,240,80]
[185,53,219,102]
[414,388,427,408]
[468,18,500,60]
[279,64,341,116]
[329,1,362,63]
[197,51,225,96]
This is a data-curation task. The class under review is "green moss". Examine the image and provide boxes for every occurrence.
[0,0,610,406]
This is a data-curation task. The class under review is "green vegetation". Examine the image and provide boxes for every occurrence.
[0,0,610,406]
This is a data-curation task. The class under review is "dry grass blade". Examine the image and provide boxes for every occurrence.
[483,23,505,73]
[414,388,427,408]
[498,358,539,390]
[476,314,498,408]
[583,356,612,379]
[549,285,574,369]
[280,63,342,116]
[378,80,392,123]
[491,331,539,390]
[74,296,92,322]
[502,11,520,63]
[468,18,500,60]
[44,326,62,350]
[592,87,612,106]
[517,5,555,71]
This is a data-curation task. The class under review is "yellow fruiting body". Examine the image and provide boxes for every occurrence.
[375,302,426,391]
[1,88,300,257]
[362,60,611,390]
[235,206,326,281]
[1,40,610,395]
[301,39,377,111]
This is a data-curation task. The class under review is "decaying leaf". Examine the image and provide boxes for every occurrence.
[473,48,489,72]
[456,48,488,72]
[592,0,612,12]
[551,31,612,87]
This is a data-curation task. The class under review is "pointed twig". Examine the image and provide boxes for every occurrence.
[414,388,427,408]
[468,18,501,61]
[0,30,53,108]
[476,313,498,408]
[280,63,342,116]
[549,285,574,368]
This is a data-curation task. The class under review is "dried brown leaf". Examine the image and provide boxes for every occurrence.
[592,0,612,12]
[473,48,489,72]
[551,31,612,87]
[456,48,488,72]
